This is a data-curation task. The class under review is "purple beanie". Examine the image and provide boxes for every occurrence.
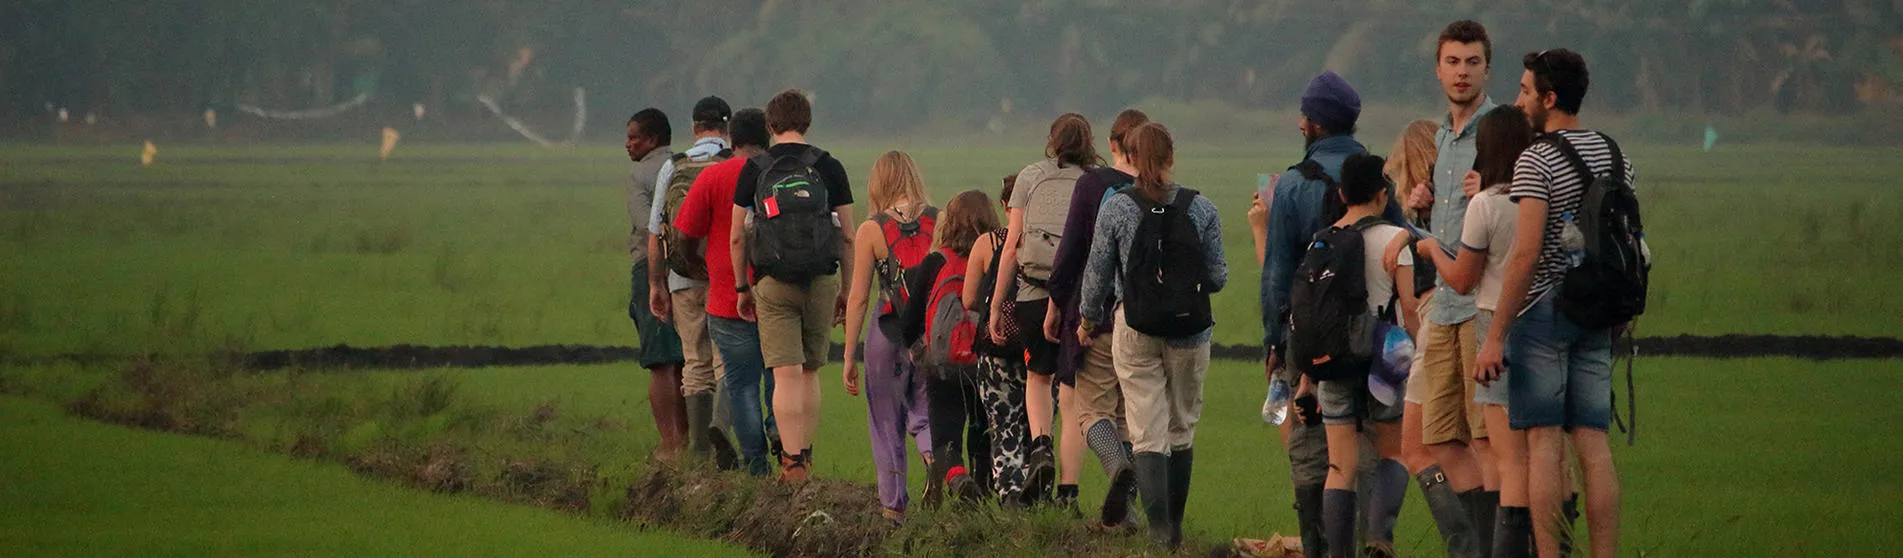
[1301,71,1362,133]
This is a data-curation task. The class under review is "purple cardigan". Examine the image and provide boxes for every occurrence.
[1047,167,1133,334]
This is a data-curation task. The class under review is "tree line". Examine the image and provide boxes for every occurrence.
[3,0,1898,134]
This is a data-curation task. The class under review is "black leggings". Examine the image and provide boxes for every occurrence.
[926,367,992,489]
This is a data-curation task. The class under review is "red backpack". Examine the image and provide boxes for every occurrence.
[872,206,938,315]
[914,248,978,368]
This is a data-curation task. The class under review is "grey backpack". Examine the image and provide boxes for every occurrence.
[1015,161,1085,286]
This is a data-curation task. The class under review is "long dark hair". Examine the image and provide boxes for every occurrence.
[1473,105,1536,190]
[1046,113,1102,168]
[1124,122,1175,204]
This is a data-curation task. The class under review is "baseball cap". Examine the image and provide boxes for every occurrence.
[691,96,732,124]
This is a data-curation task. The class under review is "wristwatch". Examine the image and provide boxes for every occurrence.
[734,282,751,294]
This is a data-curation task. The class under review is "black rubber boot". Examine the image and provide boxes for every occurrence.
[684,391,715,459]
[1365,458,1409,547]
[1417,466,1482,558]
[1472,490,1500,558]
[1322,489,1357,558]
[1295,484,1328,558]
[1167,447,1194,547]
[1492,506,1534,558]
[1134,452,1173,548]
[1560,493,1580,557]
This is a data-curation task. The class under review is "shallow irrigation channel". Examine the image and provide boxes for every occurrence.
[152,334,1903,371]
[9,334,1901,373]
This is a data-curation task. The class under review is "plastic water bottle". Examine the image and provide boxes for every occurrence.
[1560,212,1586,268]
[1263,377,1291,425]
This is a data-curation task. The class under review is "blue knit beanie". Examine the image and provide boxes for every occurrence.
[1301,71,1362,134]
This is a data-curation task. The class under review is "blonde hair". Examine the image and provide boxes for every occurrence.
[867,150,931,217]
[1385,119,1438,223]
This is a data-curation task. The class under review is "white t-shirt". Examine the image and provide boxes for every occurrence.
[1362,223,1412,316]
[1459,189,1519,311]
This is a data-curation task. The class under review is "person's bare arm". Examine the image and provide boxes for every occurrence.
[1417,237,1487,295]
[840,223,880,368]
[989,207,1026,344]
[1249,194,1269,267]
[730,206,755,322]
[963,234,993,310]
[1476,198,1548,383]
[647,233,670,319]
[1386,234,1420,336]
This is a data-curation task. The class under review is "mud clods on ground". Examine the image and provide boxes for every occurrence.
[623,461,894,557]
[238,343,641,371]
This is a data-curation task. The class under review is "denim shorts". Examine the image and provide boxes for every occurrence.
[1319,378,1402,426]
[1506,293,1613,431]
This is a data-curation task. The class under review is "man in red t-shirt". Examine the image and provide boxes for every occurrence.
[674,108,779,476]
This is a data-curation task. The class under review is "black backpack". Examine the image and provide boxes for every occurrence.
[1548,133,1648,331]
[747,149,842,282]
[1294,160,1348,227]
[1119,188,1213,338]
[1289,216,1383,383]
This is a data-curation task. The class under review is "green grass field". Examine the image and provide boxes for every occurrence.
[0,395,751,557]
[2,141,1897,357]
[2,140,1901,556]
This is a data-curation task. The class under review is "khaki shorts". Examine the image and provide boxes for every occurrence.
[1421,320,1488,444]
[672,286,724,396]
[754,274,840,370]
[1073,332,1126,437]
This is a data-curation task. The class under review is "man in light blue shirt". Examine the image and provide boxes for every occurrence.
[1409,19,1497,558]
[647,96,735,467]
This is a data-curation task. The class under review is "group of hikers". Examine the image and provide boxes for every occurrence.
[620,19,1644,558]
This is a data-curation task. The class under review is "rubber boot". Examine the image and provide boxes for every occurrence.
[1560,493,1580,557]
[1365,459,1410,549]
[1134,452,1173,548]
[1295,484,1328,558]
[1417,466,1482,558]
[1322,489,1357,558]
[1471,490,1500,558]
[1492,506,1534,558]
[1167,447,1194,548]
[684,391,715,459]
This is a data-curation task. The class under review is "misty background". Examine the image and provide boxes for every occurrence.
[4,0,1900,144]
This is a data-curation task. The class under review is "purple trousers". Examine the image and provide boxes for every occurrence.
[863,323,932,512]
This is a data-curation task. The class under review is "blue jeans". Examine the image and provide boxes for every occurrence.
[710,316,778,476]
[1506,293,1614,431]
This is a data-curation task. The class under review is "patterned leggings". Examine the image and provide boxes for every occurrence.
[978,355,1030,501]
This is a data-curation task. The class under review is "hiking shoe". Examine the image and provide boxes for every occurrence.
[1022,435,1056,505]
[1101,465,1137,527]
[709,427,739,471]
[778,453,809,483]
[1361,541,1397,558]
[947,466,985,503]
[881,507,904,525]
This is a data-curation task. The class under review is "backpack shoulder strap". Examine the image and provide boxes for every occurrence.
[1543,132,1596,181]
[1171,188,1200,210]
[671,152,690,164]
[1293,160,1335,186]
[1600,133,1627,184]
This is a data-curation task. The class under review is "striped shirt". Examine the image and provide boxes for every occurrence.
[1508,129,1637,305]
